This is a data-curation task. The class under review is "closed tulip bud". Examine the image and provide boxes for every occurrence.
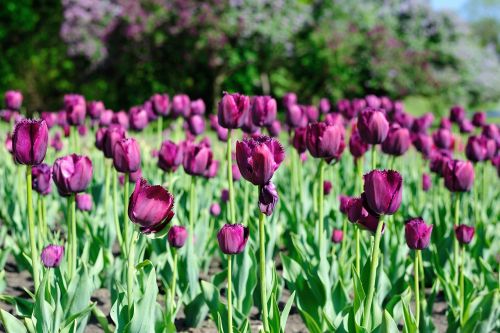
[188,115,205,135]
[331,229,343,244]
[65,94,86,126]
[346,197,383,233]
[218,92,249,129]
[103,125,126,158]
[113,111,129,129]
[432,128,454,150]
[158,140,183,172]
[172,94,191,118]
[363,170,403,215]
[292,127,307,153]
[339,195,351,214]
[267,120,281,137]
[221,189,229,203]
[382,124,411,156]
[449,105,465,123]
[87,101,105,120]
[412,134,433,158]
[252,96,277,127]
[357,108,389,144]
[286,104,307,128]
[40,244,64,268]
[99,110,114,127]
[5,90,23,110]
[236,135,285,186]
[113,138,141,173]
[422,173,431,192]
[52,154,93,195]
[12,119,49,165]
[128,178,174,234]
[217,223,249,255]
[78,125,87,136]
[443,159,474,192]
[129,106,149,131]
[465,135,489,163]
[319,98,331,114]
[282,92,297,109]
[306,122,345,163]
[259,181,278,216]
[32,163,52,195]
[151,93,170,116]
[168,226,188,248]
[76,193,93,211]
[365,95,381,108]
[190,99,206,115]
[210,203,221,217]
[454,225,475,245]
[405,218,433,250]
[349,126,369,159]
[471,112,486,127]
[183,141,214,176]
[323,180,332,195]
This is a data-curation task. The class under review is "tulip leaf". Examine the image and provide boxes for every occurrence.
[128,262,159,333]
[380,310,399,333]
[299,309,323,333]
[0,309,27,333]
[280,291,295,332]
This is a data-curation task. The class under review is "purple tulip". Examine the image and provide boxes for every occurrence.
[232,164,241,181]
[52,154,93,195]
[286,104,307,128]
[203,159,219,179]
[365,95,381,108]
[113,111,129,129]
[65,94,86,126]
[87,101,105,120]
[103,125,126,159]
[99,110,114,127]
[76,193,93,211]
[252,96,277,127]
[5,132,13,153]
[306,122,345,163]
[323,181,332,195]
[158,140,183,172]
[221,189,229,203]
[412,113,434,134]
[459,120,474,134]
[363,170,403,215]
[422,173,431,192]
[113,138,141,173]
[337,99,354,120]
[449,105,465,123]
[339,195,351,215]
[282,92,297,109]
[41,112,57,129]
[50,132,63,152]
[172,94,191,118]
[471,112,486,127]
[465,135,489,163]
[303,105,319,122]
[168,226,188,248]
[357,108,389,144]
[381,124,411,156]
[429,150,452,176]
[412,134,433,158]
[443,159,474,192]
[12,119,49,165]
[4,90,23,110]
[236,135,285,186]
[266,120,281,137]
[218,92,249,129]
[454,225,475,245]
[187,115,205,135]
[182,141,214,176]
[258,181,278,216]
[349,125,369,159]
[95,127,106,151]
[210,203,221,217]
[151,93,170,116]
[380,96,393,113]
[324,113,344,127]
[129,106,149,131]
[319,98,331,114]
[439,117,452,130]
[240,108,259,134]
[217,223,249,255]
[346,197,383,233]
[405,218,433,250]
[190,99,206,115]
[77,125,88,136]
[128,178,175,234]
[292,127,307,153]
[331,229,343,244]
[40,244,64,268]
[432,128,454,150]
[392,111,414,129]
[32,163,52,195]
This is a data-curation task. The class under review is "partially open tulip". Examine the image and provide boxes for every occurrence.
[471,112,486,127]
[168,226,188,248]
[129,106,149,131]
[449,105,465,123]
[217,223,249,255]
[236,135,285,186]
[443,159,474,192]
[32,163,52,195]
[182,141,214,176]
[151,93,170,116]
[357,108,389,144]
[113,138,141,173]
[252,96,277,127]
[363,170,403,216]
[422,173,431,192]
[103,125,126,159]
[349,126,369,159]
[52,154,93,195]
[76,193,93,211]
[306,122,345,162]
[218,92,249,129]
[210,203,221,217]
[258,181,278,216]
[405,218,433,250]
[331,229,343,244]
[381,124,411,156]
[323,181,332,195]
[454,225,475,245]
[292,127,307,153]
[12,119,49,165]
[5,90,23,110]
[40,244,64,268]
[158,140,183,172]
[87,101,105,120]
[432,128,454,150]
[128,178,175,234]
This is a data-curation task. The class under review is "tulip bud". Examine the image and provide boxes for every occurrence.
[392,111,414,129]
[221,189,229,203]
[266,120,281,137]
[323,181,332,196]
[50,132,63,152]
[87,101,105,120]
[422,173,431,192]
[95,127,106,151]
[172,94,191,118]
[218,92,249,129]
[286,104,307,128]
[465,135,489,163]
[357,108,389,144]
[210,203,221,217]
[158,140,183,172]
[306,122,345,163]
[303,105,319,122]
[331,229,343,244]
[76,193,93,211]
[381,124,411,156]
[459,120,473,134]
[182,141,214,176]
[259,182,278,216]
[168,225,188,248]
[432,128,454,150]
[187,115,205,135]
[319,98,331,114]
[41,244,64,268]
[252,96,277,127]
[449,105,465,123]
[129,106,149,131]
[363,170,403,215]
[12,119,49,165]
[103,125,126,158]
[471,112,486,128]
[32,163,52,195]
[113,138,141,173]
[217,223,249,255]
[365,95,381,108]
[339,195,351,215]
[338,99,358,120]
[113,111,129,129]
[99,110,114,127]
[349,125,369,159]
[4,90,23,110]
[52,154,93,195]
[443,159,474,192]
[412,134,433,158]
[282,92,297,109]
[151,93,170,116]
[292,127,307,154]
[65,94,86,126]
[454,225,475,245]
[405,218,433,250]
[412,113,434,134]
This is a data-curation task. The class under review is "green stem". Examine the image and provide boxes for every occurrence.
[414,250,420,328]
[371,145,377,170]
[362,220,384,328]
[171,249,178,313]
[157,116,163,147]
[189,177,196,237]
[26,166,39,292]
[459,246,465,326]
[123,173,130,257]
[37,194,44,248]
[453,194,460,284]
[227,255,233,333]
[104,159,110,211]
[71,193,76,277]
[258,211,269,332]
[341,219,348,262]
[226,130,236,224]
[127,230,138,321]
[243,181,249,225]
[481,163,485,203]
[297,153,304,218]
[318,159,326,254]
[355,226,361,274]
[112,168,123,251]
[418,250,426,315]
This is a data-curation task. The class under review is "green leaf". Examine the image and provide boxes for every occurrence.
[300,310,323,333]
[401,298,417,333]
[380,310,399,333]
[280,291,295,332]
[128,262,159,333]
[91,306,112,333]
[0,309,27,333]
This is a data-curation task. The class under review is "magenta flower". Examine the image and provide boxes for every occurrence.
[32,163,52,195]
[449,105,465,123]
[381,124,411,156]
[182,141,214,177]
[292,127,307,153]
[454,225,475,245]
[331,229,343,244]
[443,159,474,192]
[151,93,170,116]
[12,119,49,165]
[363,170,403,216]
[87,101,105,120]
[76,193,93,212]
[252,96,277,127]
[40,244,64,268]
[349,125,369,159]
[339,195,351,215]
[258,182,278,216]
[113,138,141,173]
[432,129,454,150]
[158,140,183,172]
[405,218,433,250]
[103,125,126,159]
[218,92,249,129]
[306,122,345,163]
[346,197,383,233]
[168,226,188,248]
[319,98,331,114]
[471,112,486,127]
[323,181,332,195]
[187,115,205,136]
[422,173,431,192]
[52,154,93,195]
[357,108,389,144]
[129,106,149,131]
[210,203,221,217]
[285,104,307,128]
[172,94,191,118]
[4,90,23,110]
[65,94,86,126]
[217,223,249,255]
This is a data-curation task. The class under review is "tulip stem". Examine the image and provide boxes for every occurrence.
[414,250,420,328]
[243,181,249,225]
[170,249,178,313]
[226,130,236,224]
[418,250,426,315]
[362,220,384,328]
[355,226,361,274]
[71,193,77,278]
[227,254,233,333]
[453,194,460,283]
[318,159,326,254]
[157,116,163,147]
[127,230,138,321]
[258,211,269,332]
[37,194,45,248]
[459,246,465,326]
[104,159,110,211]
[371,145,377,170]
[189,177,196,238]
[26,166,40,292]
[123,173,130,257]
[112,168,124,252]
[355,158,362,274]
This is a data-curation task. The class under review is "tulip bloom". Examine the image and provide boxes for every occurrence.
[454,225,475,245]
[339,195,351,214]
[187,115,205,135]
[449,105,465,123]
[412,134,433,158]
[443,159,474,192]
[65,94,86,126]
[349,126,369,159]
[103,125,126,159]
[381,124,411,156]
[128,178,175,234]
[319,98,331,114]
[432,128,454,150]
[363,170,403,216]
[87,101,105,120]
[129,106,149,131]
[405,218,433,250]
[32,163,52,195]
[471,112,486,127]
[266,120,281,137]
[422,173,431,192]
[258,181,278,216]
[40,244,64,268]
[182,141,214,177]
[210,203,221,217]
[4,90,23,110]
[346,197,382,233]
[282,92,297,109]
[76,193,93,211]
[168,226,188,248]
[52,154,93,195]
[113,138,141,173]
[221,189,230,203]
[292,127,307,153]
[303,105,319,122]
[171,94,191,118]
[465,135,489,163]
[12,119,49,165]
[218,92,249,129]
[357,108,389,144]
[158,140,182,172]
[305,122,345,163]
[151,93,170,116]
[252,96,277,127]
[285,104,307,128]
[331,229,343,244]
[323,181,332,196]
[217,224,249,255]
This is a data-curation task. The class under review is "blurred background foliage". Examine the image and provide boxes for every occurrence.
[1,0,500,115]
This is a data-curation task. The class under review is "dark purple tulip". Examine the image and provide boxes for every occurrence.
[12,119,49,165]
[190,99,206,115]
[412,113,434,134]
[76,193,93,211]
[52,154,93,195]
[41,112,57,129]
[103,125,126,159]
[95,127,106,151]
[292,127,307,153]
[267,120,281,137]
[306,122,345,162]
[365,95,381,108]
[232,164,241,181]
[282,92,297,109]
[459,120,473,134]
[99,110,114,127]
[217,223,249,255]
[405,218,433,250]
[113,138,141,173]
[5,90,23,110]
[339,195,351,214]
[443,159,474,192]
[429,150,452,176]
[323,181,332,195]
[363,170,403,215]
[187,115,205,135]
[346,197,382,233]
[380,96,393,112]
[40,245,64,268]
[286,104,307,128]
[172,94,191,118]
[128,178,175,234]
[381,124,411,156]
[471,112,486,127]
[432,128,454,150]
[392,111,414,129]
[182,141,214,176]
[113,111,129,129]
[252,96,277,127]
[412,134,433,158]
[32,163,52,195]
[151,93,170,116]
[65,94,86,126]
[236,135,285,186]
[303,105,319,122]
[129,169,142,183]
[351,98,367,119]
[337,99,355,120]
[203,159,219,179]
[210,203,221,217]
[349,125,369,159]
[221,189,229,203]
[63,125,71,138]
[168,226,188,248]
[491,156,500,177]
[465,135,489,163]
[331,229,343,244]
[422,173,431,192]
[439,117,452,130]
[324,113,343,127]
[0,110,13,123]
[357,108,389,144]
[218,92,249,129]
[57,111,68,127]
[240,108,259,134]
[319,98,331,114]
[143,100,158,122]
[482,124,499,143]
[454,225,475,245]
[158,140,183,172]
[259,181,278,216]
[50,132,63,152]
[449,105,465,123]
[87,101,105,120]
[129,106,149,131]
